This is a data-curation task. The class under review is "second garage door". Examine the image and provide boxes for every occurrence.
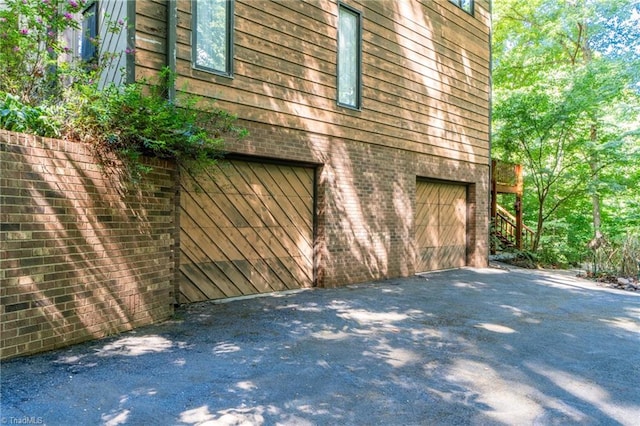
[179,160,315,303]
[415,180,467,272]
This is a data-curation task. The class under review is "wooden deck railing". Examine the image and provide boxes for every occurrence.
[494,204,535,251]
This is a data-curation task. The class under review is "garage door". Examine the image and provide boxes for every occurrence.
[415,180,467,272]
[179,160,315,303]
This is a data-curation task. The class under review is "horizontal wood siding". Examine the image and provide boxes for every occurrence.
[160,0,491,165]
[135,0,167,82]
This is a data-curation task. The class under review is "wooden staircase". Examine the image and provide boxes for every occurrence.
[491,160,535,253]
[493,204,535,251]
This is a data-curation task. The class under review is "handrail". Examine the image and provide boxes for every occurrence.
[496,204,514,222]
[493,204,535,250]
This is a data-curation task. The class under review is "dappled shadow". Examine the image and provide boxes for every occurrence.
[0,132,175,359]
[186,0,492,289]
[2,268,639,424]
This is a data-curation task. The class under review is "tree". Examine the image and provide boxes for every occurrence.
[492,0,640,263]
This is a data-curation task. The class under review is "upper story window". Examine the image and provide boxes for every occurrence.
[80,2,98,64]
[193,0,234,76]
[337,4,361,109]
[449,0,474,15]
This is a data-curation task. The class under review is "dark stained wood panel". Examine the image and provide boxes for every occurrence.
[179,160,315,303]
[415,181,467,272]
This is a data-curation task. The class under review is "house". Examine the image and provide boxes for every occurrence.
[125,0,491,302]
[62,0,490,300]
[0,0,489,359]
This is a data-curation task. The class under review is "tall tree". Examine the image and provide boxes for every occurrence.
[492,0,640,256]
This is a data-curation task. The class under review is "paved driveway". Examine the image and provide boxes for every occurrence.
[2,266,640,425]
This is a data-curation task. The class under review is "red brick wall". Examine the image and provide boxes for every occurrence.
[0,131,177,360]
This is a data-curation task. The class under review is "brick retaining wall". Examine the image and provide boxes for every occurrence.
[0,131,177,360]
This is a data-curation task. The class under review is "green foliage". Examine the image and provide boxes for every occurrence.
[0,0,100,104]
[65,69,246,179]
[586,232,640,277]
[493,0,640,272]
[536,218,588,267]
[0,92,60,137]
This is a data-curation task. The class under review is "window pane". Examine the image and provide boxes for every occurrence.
[451,0,474,14]
[196,0,228,73]
[338,7,359,107]
[80,3,97,62]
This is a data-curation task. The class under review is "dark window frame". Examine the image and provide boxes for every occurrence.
[336,3,362,110]
[80,1,98,64]
[192,0,235,77]
[449,0,474,16]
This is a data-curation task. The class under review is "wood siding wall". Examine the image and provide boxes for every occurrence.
[148,0,491,164]
[135,0,167,82]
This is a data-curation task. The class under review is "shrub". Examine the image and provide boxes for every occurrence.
[587,231,640,277]
[0,92,60,137]
[65,69,247,179]
[0,0,95,105]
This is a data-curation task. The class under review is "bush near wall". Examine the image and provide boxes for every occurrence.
[0,130,178,360]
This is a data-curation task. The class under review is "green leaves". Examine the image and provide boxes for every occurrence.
[493,0,640,267]
[0,92,60,137]
[0,0,88,104]
[65,69,245,179]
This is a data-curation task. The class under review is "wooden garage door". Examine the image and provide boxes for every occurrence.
[415,181,467,272]
[179,160,315,303]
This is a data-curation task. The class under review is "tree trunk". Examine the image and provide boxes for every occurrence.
[578,27,606,253]
[587,125,605,251]
[533,198,545,252]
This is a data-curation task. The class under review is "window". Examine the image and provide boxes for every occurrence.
[337,4,361,109]
[80,2,98,63]
[449,0,474,15]
[193,0,234,76]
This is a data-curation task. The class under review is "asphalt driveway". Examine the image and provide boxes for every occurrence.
[1,266,639,425]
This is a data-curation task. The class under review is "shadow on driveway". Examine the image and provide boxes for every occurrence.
[2,266,640,425]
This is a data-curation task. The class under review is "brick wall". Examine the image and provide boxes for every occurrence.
[0,131,177,360]
[1,122,489,358]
